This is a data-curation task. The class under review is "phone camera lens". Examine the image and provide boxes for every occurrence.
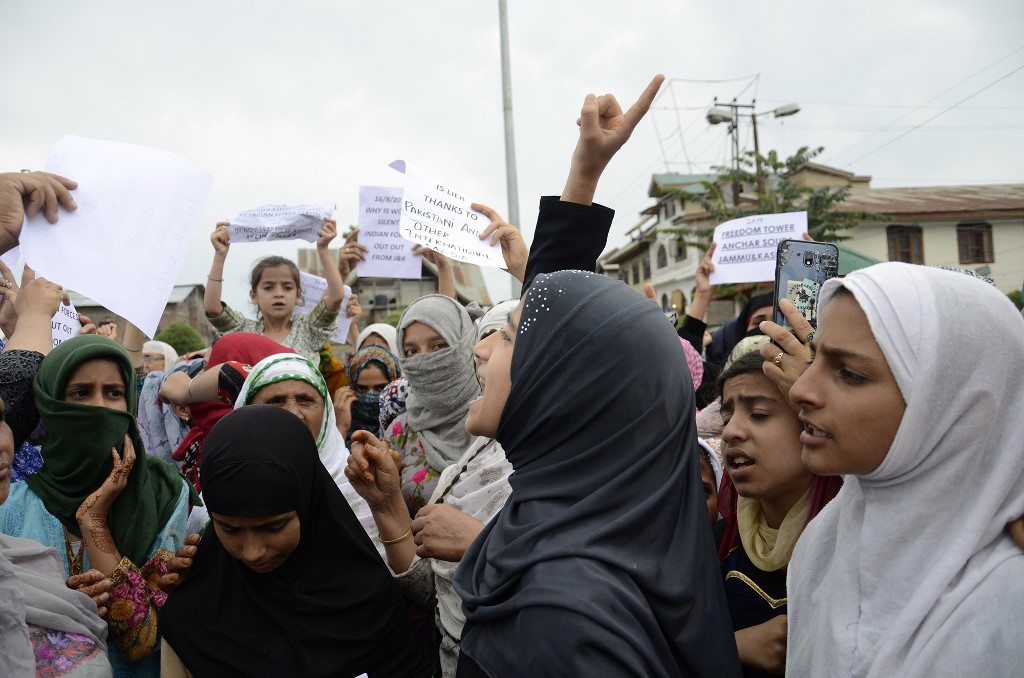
[804,254,813,266]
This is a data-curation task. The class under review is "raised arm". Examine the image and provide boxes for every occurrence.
[317,218,346,311]
[412,246,456,300]
[205,222,230,316]
[523,75,664,289]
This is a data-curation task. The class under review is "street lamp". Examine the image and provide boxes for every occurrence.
[706,100,801,202]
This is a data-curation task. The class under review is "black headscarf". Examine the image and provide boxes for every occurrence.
[454,271,740,677]
[160,406,429,678]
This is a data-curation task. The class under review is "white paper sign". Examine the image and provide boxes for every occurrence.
[708,212,808,285]
[294,272,353,344]
[357,186,421,279]
[388,160,504,268]
[225,204,334,244]
[51,301,81,348]
[21,136,212,337]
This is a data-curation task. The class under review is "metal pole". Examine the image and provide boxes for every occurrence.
[752,112,765,195]
[498,0,522,298]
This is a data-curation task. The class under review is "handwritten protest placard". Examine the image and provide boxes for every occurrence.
[388,160,504,268]
[51,301,81,348]
[294,272,353,343]
[21,135,212,338]
[225,204,334,244]
[357,186,420,279]
[708,212,808,285]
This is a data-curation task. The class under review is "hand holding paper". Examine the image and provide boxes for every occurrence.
[388,162,505,268]
[708,212,808,285]
[356,186,419,279]
[475,203,528,283]
[20,135,212,337]
[0,171,78,254]
[225,203,335,244]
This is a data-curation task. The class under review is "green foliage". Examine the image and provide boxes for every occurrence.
[154,321,206,354]
[665,146,887,246]
[1008,289,1022,310]
[381,308,404,327]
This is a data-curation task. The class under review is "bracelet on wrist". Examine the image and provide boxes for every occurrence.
[207,275,224,282]
[380,528,412,546]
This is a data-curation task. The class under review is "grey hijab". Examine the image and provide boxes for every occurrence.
[0,534,111,677]
[397,295,481,470]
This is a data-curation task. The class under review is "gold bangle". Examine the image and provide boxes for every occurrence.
[186,378,195,403]
[380,528,412,546]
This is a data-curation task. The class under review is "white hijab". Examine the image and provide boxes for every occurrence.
[787,263,1024,676]
[356,323,399,355]
[142,340,178,367]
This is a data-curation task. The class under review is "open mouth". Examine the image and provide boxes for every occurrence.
[726,453,754,470]
[802,422,832,438]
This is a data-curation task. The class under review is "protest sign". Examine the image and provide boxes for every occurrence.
[51,301,81,348]
[357,186,420,279]
[388,160,505,268]
[708,212,808,285]
[21,135,212,338]
[295,271,353,344]
[225,204,334,244]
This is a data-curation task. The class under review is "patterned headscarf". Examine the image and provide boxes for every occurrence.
[344,346,401,440]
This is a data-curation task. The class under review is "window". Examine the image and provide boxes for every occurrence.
[957,223,993,264]
[661,294,670,312]
[642,255,652,281]
[620,267,630,285]
[675,239,687,261]
[887,225,924,264]
[632,262,640,285]
[664,199,677,220]
[656,245,668,269]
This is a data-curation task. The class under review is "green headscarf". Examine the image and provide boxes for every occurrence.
[26,335,188,564]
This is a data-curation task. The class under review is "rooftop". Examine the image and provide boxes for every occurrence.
[840,184,1024,217]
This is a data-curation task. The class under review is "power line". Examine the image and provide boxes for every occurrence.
[844,62,1024,166]
[825,42,1024,163]
[759,100,1024,111]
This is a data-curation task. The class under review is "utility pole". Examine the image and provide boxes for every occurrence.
[498,0,521,298]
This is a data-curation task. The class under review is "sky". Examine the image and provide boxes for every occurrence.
[2,0,1022,315]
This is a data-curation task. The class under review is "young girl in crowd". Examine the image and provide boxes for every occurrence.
[345,300,517,678]
[160,406,430,677]
[785,263,1024,675]
[716,351,841,677]
[385,295,480,514]
[335,344,401,444]
[0,335,194,677]
[204,218,347,364]
[0,275,113,677]
[454,270,739,677]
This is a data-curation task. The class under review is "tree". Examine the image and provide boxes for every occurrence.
[155,321,206,354]
[667,146,886,245]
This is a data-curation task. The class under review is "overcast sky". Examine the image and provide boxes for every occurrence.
[3,0,1022,313]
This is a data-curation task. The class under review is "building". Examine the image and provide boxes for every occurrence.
[296,249,493,324]
[66,284,214,344]
[598,164,1024,328]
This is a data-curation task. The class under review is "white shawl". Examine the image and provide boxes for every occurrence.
[787,262,1024,676]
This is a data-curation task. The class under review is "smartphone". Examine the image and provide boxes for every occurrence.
[772,239,839,331]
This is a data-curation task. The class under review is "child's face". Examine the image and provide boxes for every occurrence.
[699,459,718,525]
[250,265,299,320]
[721,371,813,510]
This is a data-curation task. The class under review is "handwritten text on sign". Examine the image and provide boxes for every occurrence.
[389,160,504,268]
[357,186,420,279]
[294,272,353,344]
[708,211,808,285]
[51,301,81,348]
[226,204,334,244]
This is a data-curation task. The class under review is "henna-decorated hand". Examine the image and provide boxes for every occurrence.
[156,533,200,594]
[76,434,136,523]
[67,569,113,619]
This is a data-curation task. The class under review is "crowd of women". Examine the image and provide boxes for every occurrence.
[1,73,1023,678]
